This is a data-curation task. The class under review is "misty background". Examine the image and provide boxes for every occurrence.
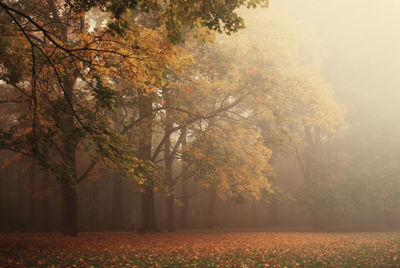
[1,0,400,232]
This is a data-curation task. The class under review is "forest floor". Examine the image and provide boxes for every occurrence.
[1,231,400,267]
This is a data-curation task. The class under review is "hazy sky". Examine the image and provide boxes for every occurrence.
[269,0,400,126]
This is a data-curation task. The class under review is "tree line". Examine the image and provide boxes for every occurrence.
[3,1,394,236]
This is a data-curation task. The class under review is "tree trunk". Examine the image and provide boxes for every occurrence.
[302,125,325,231]
[206,187,217,228]
[40,169,51,231]
[164,100,175,232]
[138,91,158,232]
[112,173,124,230]
[61,182,78,236]
[252,199,257,227]
[384,209,394,229]
[311,208,323,231]
[60,68,79,236]
[166,194,174,232]
[141,185,158,232]
[53,5,80,234]
[28,161,37,231]
[17,162,28,231]
[267,196,279,227]
[89,180,99,231]
[180,177,188,229]
[60,102,78,236]
[179,127,188,229]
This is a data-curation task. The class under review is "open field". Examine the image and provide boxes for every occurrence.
[1,232,400,267]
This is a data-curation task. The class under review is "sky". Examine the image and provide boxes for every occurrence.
[266,0,400,134]
[270,0,400,99]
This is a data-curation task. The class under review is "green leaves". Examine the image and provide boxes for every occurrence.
[74,0,268,42]
[91,77,117,110]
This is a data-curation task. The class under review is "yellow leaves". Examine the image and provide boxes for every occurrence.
[297,73,346,133]
[69,22,187,97]
[137,177,146,185]
[187,122,273,201]
[201,183,210,189]
[190,25,216,43]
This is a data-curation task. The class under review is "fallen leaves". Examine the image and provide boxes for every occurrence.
[0,232,400,267]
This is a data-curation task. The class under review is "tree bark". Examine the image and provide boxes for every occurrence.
[252,199,257,227]
[112,172,124,230]
[179,175,188,229]
[89,180,99,231]
[384,209,394,229]
[17,161,28,231]
[179,127,188,229]
[61,182,78,236]
[164,100,175,232]
[311,208,323,231]
[40,169,51,231]
[138,91,158,232]
[28,161,37,230]
[206,187,217,228]
[140,185,158,232]
[303,125,324,231]
[60,80,79,236]
[179,185,188,229]
[166,194,174,232]
[267,196,279,227]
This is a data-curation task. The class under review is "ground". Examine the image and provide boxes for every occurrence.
[1,231,400,267]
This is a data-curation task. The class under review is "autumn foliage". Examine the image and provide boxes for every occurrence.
[1,232,400,267]
[0,0,349,237]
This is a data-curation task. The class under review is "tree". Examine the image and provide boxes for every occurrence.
[0,0,304,235]
[220,10,346,230]
[0,0,153,236]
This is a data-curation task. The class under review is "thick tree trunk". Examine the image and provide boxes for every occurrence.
[311,208,323,231]
[206,187,217,228]
[60,101,78,236]
[180,178,188,229]
[138,92,158,232]
[141,185,158,232]
[89,180,99,231]
[112,173,124,230]
[17,162,28,231]
[59,137,79,236]
[42,0,81,236]
[40,170,51,231]
[0,167,3,229]
[267,196,279,227]
[28,161,37,230]
[179,127,188,229]
[252,199,257,227]
[302,125,325,231]
[60,69,79,236]
[166,194,174,232]
[164,101,175,232]
[61,182,78,236]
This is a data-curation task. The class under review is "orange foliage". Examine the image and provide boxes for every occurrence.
[1,232,400,267]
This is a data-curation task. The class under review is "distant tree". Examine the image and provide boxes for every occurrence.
[347,169,400,228]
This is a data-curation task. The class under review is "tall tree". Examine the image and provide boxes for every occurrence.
[0,0,270,234]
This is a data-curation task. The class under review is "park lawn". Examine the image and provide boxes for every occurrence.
[1,231,400,267]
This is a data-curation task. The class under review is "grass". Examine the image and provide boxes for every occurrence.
[1,231,400,267]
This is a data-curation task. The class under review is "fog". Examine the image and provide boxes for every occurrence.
[1,0,400,234]
[276,0,400,112]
